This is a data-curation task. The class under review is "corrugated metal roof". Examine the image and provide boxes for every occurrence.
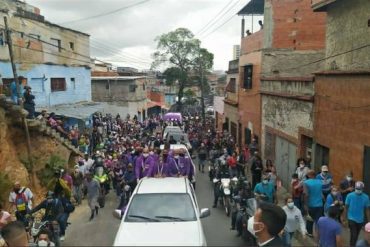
[91,76,145,80]
[37,102,104,120]
[238,0,265,15]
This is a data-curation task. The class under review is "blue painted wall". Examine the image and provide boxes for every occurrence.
[0,62,91,107]
[165,94,176,107]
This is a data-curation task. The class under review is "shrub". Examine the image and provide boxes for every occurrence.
[36,155,66,187]
[0,173,12,203]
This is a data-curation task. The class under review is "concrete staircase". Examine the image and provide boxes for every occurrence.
[0,94,82,156]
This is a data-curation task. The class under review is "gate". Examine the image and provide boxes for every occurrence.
[364,146,370,195]
[275,137,297,189]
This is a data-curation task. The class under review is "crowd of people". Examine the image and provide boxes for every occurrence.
[0,109,369,247]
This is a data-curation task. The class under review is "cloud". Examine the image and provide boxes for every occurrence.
[26,0,263,70]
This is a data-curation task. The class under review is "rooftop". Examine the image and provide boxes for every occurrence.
[91,76,146,80]
[136,177,188,194]
[36,102,104,120]
[238,0,265,16]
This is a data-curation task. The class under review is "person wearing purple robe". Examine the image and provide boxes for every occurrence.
[135,147,155,182]
[153,150,172,177]
[173,149,191,177]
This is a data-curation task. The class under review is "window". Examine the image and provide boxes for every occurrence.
[50,38,61,52]
[0,30,4,46]
[243,65,253,89]
[51,78,66,92]
[29,34,40,41]
[143,84,146,90]
[71,78,76,90]
[105,81,110,90]
[69,42,74,51]
[129,84,136,93]
[245,128,252,145]
[125,193,196,222]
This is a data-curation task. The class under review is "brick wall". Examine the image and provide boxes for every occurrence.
[265,0,326,50]
[314,73,370,183]
[238,51,262,145]
[241,30,264,55]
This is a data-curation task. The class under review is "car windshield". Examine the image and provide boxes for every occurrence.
[125,193,197,222]
[169,133,189,142]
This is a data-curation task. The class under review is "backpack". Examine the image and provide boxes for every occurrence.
[15,188,28,212]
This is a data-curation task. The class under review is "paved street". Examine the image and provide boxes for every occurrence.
[62,171,244,246]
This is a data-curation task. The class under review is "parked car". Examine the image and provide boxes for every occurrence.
[113,177,209,246]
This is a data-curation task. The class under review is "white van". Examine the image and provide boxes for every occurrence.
[113,177,209,246]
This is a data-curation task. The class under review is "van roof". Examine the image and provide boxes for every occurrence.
[136,177,188,194]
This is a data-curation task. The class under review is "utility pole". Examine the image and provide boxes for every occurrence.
[199,51,206,128]
[4,17,21,102]
[4,16,34,186]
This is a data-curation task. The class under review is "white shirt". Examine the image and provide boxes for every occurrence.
[258,237,275,246]
[282,205,306,234]
[9,187,33,210]
[83,158,95,174]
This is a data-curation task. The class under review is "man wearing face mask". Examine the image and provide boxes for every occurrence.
[316,165,333,200]
[248,202,286,246]
[36,229,55,247]
[303,169,324,238]
[344,181,370,246]
[254,174,276,204]
[339,172,355,202]
[153,150,172,177]
[282,197,306,247]
[135,147,155,182]
[295,158,309,182]
[172,149,191,177]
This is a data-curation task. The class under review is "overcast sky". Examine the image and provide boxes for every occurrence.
[26,0,263,71]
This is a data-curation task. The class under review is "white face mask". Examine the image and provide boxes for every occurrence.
[247,216,256,236]
[299,164,305,168]
[149,151,154,155]
[287,202,294,209]
[143,153,149,158]
[346,176,352,181]
[262,180,268,185]
[38,240,49,247]
[174,155,179,159]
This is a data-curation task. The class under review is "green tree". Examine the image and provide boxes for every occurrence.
[163,67,187,86]
[152,28,213,111]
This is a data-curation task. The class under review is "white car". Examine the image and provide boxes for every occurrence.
[113,177,210,246]
[162,126,183,139]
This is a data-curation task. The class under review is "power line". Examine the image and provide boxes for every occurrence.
[11,43,92,64]
[199,0,242,38]
[59,0,151,25]
[1,15,154,67]
[195,0,235,36]
[91,39,153,63]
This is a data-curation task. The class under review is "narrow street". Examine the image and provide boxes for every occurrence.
[62,171,244,246]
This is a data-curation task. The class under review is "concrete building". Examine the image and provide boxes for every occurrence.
[312,0,370,193]
[232,45,240,60]
[224,59,240,144]
[238,0,326,187]
[0,0,91,108]
[91,76,148,121]
[213,95,225,132]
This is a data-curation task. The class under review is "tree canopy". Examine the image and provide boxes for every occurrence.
[152,28,214,111]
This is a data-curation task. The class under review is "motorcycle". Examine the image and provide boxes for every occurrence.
[29,216,61,247]
[241,198,257,245]
[95,167,110,208]
[208,160,218,182]
[220,178,232,216]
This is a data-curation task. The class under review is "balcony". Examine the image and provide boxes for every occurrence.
[241,30,263,55]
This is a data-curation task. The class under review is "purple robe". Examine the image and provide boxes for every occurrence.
[135,155,155,179]
[173,156,191,176]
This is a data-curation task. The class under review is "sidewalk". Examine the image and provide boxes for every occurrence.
[276,186,364,246]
